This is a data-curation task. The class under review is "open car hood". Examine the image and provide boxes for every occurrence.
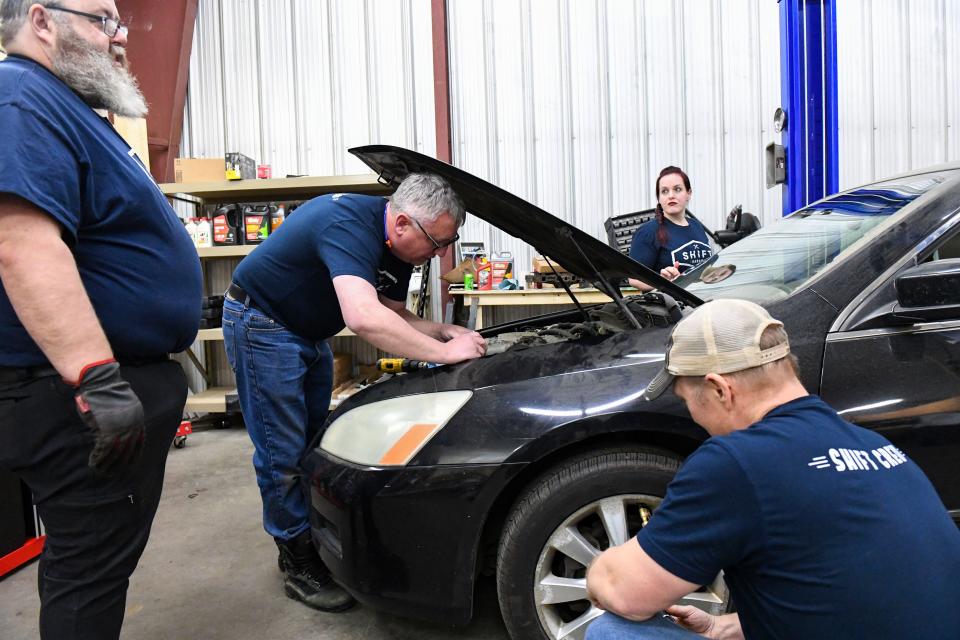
[349,145,703,308]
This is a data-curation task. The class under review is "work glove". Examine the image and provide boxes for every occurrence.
[71,360,145,475]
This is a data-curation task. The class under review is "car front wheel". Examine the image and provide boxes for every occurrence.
[496,448,724,640]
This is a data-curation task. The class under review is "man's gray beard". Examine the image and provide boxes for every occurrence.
[51,25,148,118]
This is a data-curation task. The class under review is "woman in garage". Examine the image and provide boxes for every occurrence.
[628,166,713,291]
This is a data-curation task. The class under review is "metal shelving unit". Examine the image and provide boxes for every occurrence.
[162,174,390,414]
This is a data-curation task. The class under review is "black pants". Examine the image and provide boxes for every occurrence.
[0,360,186,640]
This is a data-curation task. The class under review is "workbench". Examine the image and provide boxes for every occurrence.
[450,288,634,329]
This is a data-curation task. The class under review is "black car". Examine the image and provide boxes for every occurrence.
[303,146,960,640]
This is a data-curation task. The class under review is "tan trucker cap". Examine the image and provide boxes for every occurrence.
[642,298,791,400]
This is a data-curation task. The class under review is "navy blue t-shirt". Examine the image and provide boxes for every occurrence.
[638,395,960,639]
[0,56,201,366]
[233,194,412,340]
[629,216,712,272]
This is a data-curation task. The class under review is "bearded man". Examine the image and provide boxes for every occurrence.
[0,2,201,638]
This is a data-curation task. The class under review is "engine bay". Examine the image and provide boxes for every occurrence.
[483,293,682,355]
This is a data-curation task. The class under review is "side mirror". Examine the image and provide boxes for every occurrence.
[714,205,761,247]
[891,258,960,323]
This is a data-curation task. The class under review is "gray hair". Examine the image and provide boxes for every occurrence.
[390,173,465,227]
[0,0,32,49]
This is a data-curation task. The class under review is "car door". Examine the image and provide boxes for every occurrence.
[820,222,960,515]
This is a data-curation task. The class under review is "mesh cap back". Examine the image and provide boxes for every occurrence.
[643,299,790,400]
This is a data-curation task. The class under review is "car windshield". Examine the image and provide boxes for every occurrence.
[676,170,960,303]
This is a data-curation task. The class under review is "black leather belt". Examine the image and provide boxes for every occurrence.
[0,365,58,383]
[226,282,255,308]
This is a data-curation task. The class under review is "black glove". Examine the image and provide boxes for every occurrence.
[73,360,145,475]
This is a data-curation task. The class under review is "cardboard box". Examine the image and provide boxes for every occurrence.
[174,158,226,183]
[332,352,354,390]
[533,255,570,273]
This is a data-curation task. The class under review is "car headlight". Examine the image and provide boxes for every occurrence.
[319,390,473,466]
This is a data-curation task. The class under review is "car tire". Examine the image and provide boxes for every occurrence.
[495,448,680,640]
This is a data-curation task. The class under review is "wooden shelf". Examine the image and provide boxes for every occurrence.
[160,173,391,202]
[184,386,234,413]
[197,245,258,258]
[195,327,355,342]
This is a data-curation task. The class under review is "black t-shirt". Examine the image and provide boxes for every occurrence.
[233,194,412,340]
[638,395,960,639]
[0,56,202,365]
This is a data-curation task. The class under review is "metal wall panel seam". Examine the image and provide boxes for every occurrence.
[328,1,342,174]
[483,0,499,184]
[254,2,265,165]
[521,0,538,207]
[364,1,378,150]
[942,0,950,161]
[678,0,688,172]
[637,2,650,205]
[902,0,912,169]
[713,0,726,218]
[447,0,462,173]
[402,0,417,150]
[752,0,765,216]
[867,0,876,180]
[289,0,303,174]
[560,0,576,227]
[599,0,613,230]
[216,0,229,154]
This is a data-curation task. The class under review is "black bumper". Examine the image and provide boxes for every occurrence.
[303,447,521,624]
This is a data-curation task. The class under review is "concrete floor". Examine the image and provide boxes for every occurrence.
[0,428,510,640]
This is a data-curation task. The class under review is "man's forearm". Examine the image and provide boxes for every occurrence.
[0,233,112,380]
[351,302,453,362]
[587,554,659,621]
[395,307,446,339]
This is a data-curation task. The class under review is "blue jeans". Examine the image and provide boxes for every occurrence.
[222,296,334,541]
[586,612,702,640]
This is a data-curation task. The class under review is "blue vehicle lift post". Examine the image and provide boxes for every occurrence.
[779,0,839,215]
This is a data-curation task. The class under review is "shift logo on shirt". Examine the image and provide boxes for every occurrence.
[671,240,712,270]
[808,445,908,472]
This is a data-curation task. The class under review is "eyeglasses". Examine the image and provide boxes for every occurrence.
[44,5,128,38]
[410,216,459,250]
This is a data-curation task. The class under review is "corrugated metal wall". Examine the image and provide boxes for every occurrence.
[447,0,783,277]
[182,0,437,171]
[183,0,782,278]
[837,0,960,190]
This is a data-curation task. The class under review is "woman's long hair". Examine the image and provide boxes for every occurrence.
[654,166,692,247]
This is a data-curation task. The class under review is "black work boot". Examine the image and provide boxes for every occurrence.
[276,532,356,612]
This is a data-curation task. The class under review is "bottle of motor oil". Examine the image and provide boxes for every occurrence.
[271,203,286,232]
[243,204,270,244]
[184,218,199,247]
[212,204,240,245]
[195,215,212,248]
[476,257,492,290]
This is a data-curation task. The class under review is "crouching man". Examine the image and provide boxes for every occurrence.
[585,299,960,639]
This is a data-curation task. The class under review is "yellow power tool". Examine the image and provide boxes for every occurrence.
[376,358,435,373]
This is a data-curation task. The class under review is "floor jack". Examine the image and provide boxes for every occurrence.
[173,420,193,449]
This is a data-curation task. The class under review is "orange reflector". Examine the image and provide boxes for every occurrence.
[378,423,437,465]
